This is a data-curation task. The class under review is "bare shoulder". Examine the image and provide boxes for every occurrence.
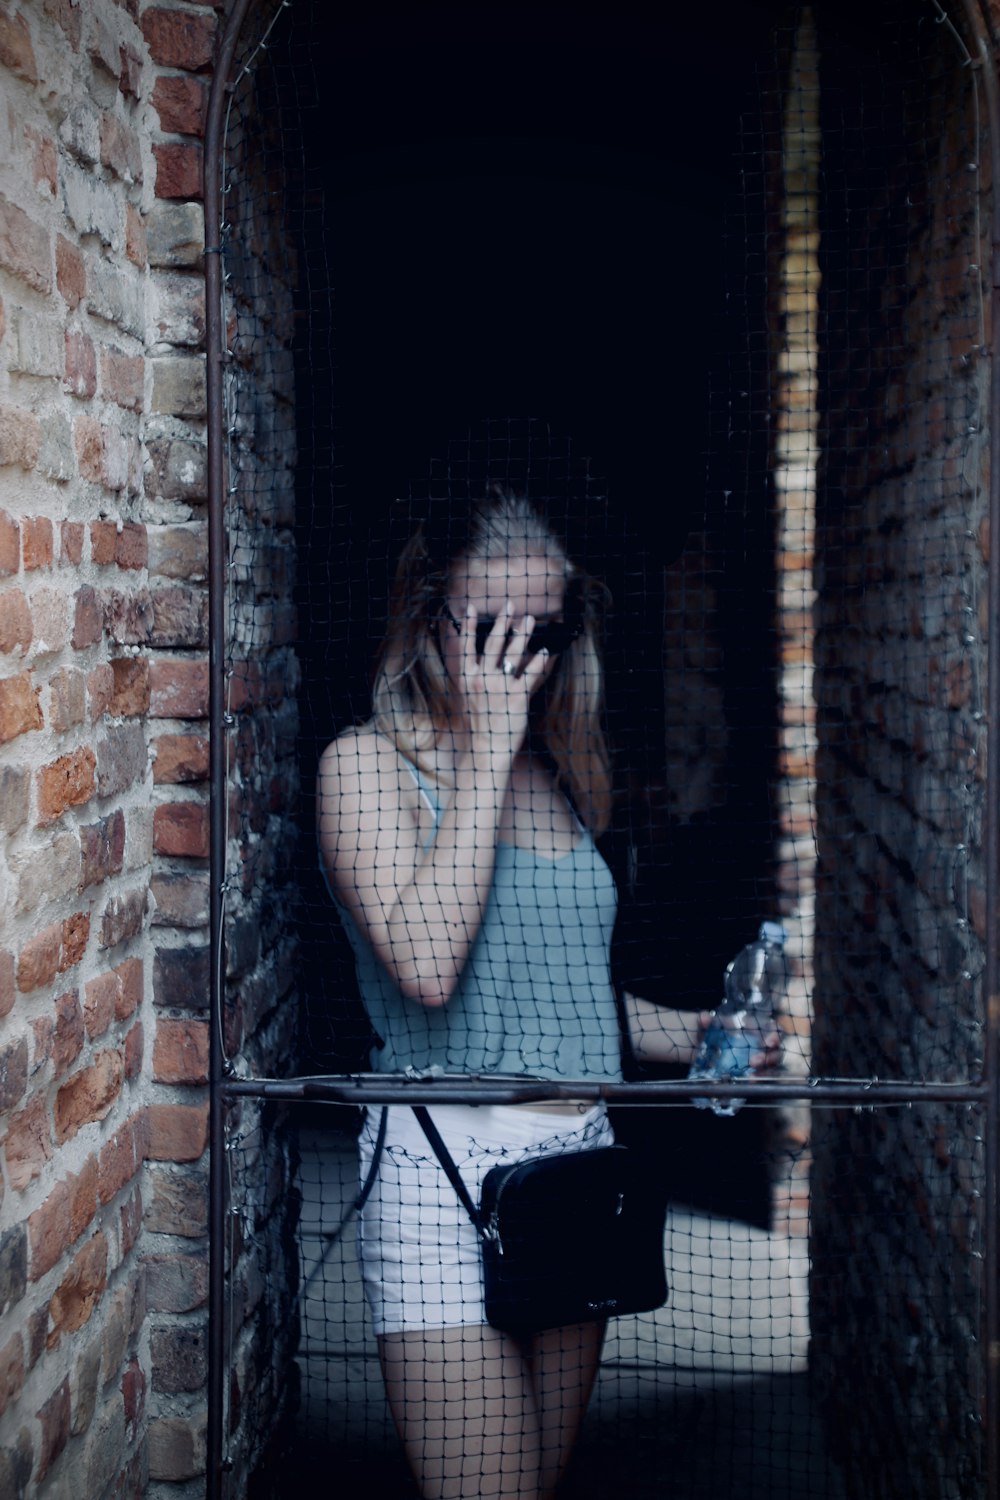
[318,723,396,798]
[317,724,421,841]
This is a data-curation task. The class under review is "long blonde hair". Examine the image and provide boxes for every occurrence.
[372,490,612,834]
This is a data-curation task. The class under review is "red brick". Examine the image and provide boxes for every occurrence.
[36,1376,70,1481]
[80,808,126,891]
[152,141,203,201]
[64,329,96,398]
[101,348,145,414]
[0,587,32,653]
[51,990,84,1077]
[48,667,85,731]
[109,656,149,715]
[98,1113,147,1205]
[69,1156,98,1243]
[17,921,61,992]
[0,194,50,295]
[87,663,114,720]
[0,672,42,745]
[122,1354,146,1442]
[124,1021,143,1081]
[0,1332,25,1418]
[56,235,85,309]
[61,912,89,972]
[152,74,208,137]
[119,524,148,572]
[153,732,208,783]
[54,1050,124,1144]
[142,7,216,69]
[29,1181,74,1279]
[8,1096,53,1192]
[154,801,209,858]
[0,11,38,81]
[149,659,209,718]
[83,971,118,1039]
[72,584,103,648]
[116,957,143,1021]
[0,508,18,575]
[0,950,14,1019]
[90,520,117,565]
[22,516,52,570]
[147,1102,209,1163]
[47,1232,107,1347]
[37,746,96,823]
[29,1015,53,1076]
[100,114,142,184]
[153,1019,208,1085]
[0,403,41,468]
[75,414,105,484]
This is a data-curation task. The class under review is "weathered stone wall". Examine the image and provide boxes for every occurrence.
[810,3,989,1493]
[0,2,299,1495]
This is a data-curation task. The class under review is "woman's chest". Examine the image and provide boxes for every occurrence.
[496,760,579,858]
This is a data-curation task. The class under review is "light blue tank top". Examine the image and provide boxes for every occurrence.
[325,756,623,1082]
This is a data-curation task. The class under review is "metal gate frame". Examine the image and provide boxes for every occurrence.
[202,2,1000,1494]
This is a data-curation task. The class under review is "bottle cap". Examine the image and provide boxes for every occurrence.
[759,920,787,948]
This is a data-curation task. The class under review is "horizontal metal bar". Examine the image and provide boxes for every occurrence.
[221,1072,989,1107]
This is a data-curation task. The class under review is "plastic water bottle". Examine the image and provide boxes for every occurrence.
[688,921,787,1115]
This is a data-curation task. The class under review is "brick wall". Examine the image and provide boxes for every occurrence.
[210,12,300,1492]
[0,2,297,1495]
[809,4,989,1493]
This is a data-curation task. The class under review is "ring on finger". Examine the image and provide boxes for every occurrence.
[502,657,516,677]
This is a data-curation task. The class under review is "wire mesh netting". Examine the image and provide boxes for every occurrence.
[214,1,991,1496]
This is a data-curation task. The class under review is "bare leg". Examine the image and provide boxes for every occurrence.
[379,1325,546,1500]
[529,1320,606,1496]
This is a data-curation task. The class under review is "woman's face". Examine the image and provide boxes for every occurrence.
[441,551,568,690]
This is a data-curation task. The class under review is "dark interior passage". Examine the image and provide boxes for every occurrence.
[272,0,796,1225]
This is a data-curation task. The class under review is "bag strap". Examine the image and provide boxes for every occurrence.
[411,1105,489,1242]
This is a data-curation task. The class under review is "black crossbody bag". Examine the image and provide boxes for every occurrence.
[412,1105,669,1336]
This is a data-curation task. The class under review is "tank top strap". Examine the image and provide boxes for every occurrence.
[396,750,443,837]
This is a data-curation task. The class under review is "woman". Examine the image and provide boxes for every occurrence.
[318,491,760,1499]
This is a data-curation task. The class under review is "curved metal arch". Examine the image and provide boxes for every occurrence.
[202,3,1000,1495]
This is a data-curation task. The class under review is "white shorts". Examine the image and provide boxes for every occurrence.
[356,1102,614,1336]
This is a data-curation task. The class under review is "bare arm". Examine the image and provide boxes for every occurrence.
[622,992,705,1065]
[318,608,548,1008]
[623,992,782,1070]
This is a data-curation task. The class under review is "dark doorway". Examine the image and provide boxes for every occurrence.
[276,0,795,1224]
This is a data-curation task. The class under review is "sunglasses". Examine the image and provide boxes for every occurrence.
[442,603,582,658]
